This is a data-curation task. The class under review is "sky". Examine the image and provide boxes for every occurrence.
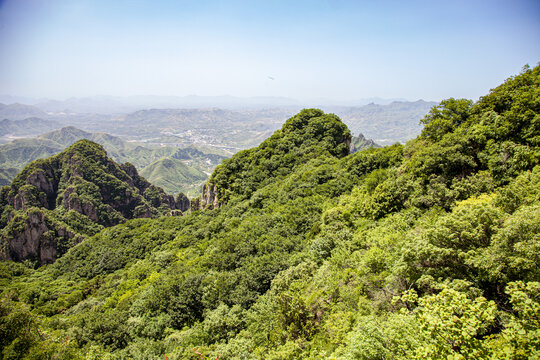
[0,0,539,103]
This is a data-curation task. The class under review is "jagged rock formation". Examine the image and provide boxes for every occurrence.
[198,183,221,210]
[350,133,380,153]
[0,139,189,265]
[175,192,191,212]
[1,208,84,265]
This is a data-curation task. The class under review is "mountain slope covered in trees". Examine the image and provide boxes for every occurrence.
[0,140,188,267]
[139,157,208,195]
[0,65,539,359]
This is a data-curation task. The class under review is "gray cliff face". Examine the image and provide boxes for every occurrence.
[133,204,153,218]
[345,136,352,152]
[2,210,82,265]
[198,182,221,210]
[7,165,59,211]
[1,140,186,266]
[13,186,48,210]
[27,168,56,198]
[175,193,190,212]
[61,187,99,222]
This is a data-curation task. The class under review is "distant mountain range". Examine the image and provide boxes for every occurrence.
[0,103,48,120]
[0,117,61,139]
[0,99,435,192]
[350,133,380,153]
[0,95,417,114]
[0,98,436,154]
[323,100,437,145]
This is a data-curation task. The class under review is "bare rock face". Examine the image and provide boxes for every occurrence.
[13,185,49,210]
[1,209,82,265]
[61,187,99,222]
[169,209,183,216]
[1,140,183,266]
[133,204,153,218]
[199,183,221,210]
[175,193,191,212]
[27,168,56,200]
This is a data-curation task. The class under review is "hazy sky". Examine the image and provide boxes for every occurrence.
[0,0,538,102]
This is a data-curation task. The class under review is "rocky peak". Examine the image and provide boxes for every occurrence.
[1,208,83,266]
[197,183,221,210]
[1,139,184,266]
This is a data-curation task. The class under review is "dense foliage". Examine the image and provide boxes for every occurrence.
[0,65,539,359]
[208,108,351,203]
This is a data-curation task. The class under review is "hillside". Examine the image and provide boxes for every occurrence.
[195,108,350,208]
[0,117,62,140]
[0,103,47,121]
[0,137,64,172]
[0,65,538,359]
[0,127,228,194]
[0,140,188,267]
[140,157,208,196]
[0,168,18,186]
[0,127,131,172]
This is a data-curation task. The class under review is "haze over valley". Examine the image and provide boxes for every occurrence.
[0,96,435,194]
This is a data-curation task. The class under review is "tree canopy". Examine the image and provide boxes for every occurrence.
[0,65,539,359]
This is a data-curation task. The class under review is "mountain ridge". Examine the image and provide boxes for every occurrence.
[0,126,228,194]
[0,139,189,266]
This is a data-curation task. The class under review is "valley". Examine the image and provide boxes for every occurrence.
[0,99,431,195]
[0,99,431,196]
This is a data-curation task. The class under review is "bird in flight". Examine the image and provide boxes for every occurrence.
[267,76,275,80]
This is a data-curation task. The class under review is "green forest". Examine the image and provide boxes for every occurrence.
[0,65,539,359]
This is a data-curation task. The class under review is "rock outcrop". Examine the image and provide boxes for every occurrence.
[198,182,221,210]
[349,133,379,153]
[1,209,83,265]
[175,192,191,212]
[0,139,186,265]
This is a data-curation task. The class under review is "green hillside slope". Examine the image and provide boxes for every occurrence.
[140,157,208,196]
[0,168,18,186]
[0,65,538,360]
[0,127,135,172]
[0,137,64,170]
